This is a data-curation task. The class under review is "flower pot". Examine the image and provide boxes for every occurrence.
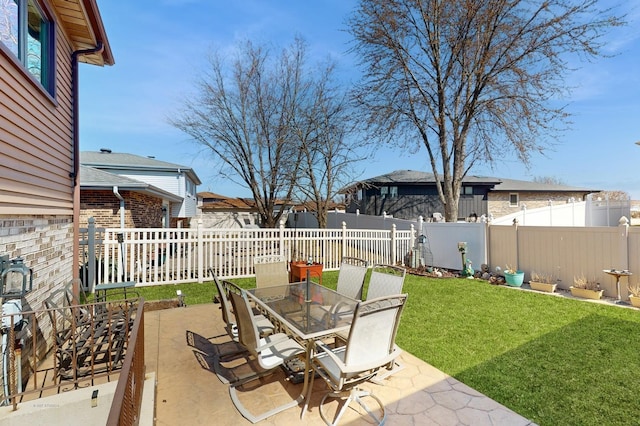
[504,271,525,287]
[629,295,640,308]
[570,286,603,300]
[530,281,557,293]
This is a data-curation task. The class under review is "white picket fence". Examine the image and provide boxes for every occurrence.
[92,221,415,287]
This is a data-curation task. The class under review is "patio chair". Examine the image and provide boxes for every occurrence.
[365,264,406,300]
[308,257,368,326]
[226,286,305,423]
[303,294,408,425]
[209,269,275,340]
[336,257,368,300]
[253,254,289,288]
[221,280,275,336]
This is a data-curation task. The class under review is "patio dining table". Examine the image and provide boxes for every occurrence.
[246,279,358,415]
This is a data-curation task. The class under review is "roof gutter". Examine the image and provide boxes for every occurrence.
[70,42,104,186]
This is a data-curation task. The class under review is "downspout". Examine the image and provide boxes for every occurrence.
[113,186,125,228]
[70,42,103,185]
[70,42,104,295]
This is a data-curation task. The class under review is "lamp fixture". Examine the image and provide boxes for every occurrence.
[0,256,33,299]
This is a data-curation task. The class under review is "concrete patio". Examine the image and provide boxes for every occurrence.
[145,303,535,425]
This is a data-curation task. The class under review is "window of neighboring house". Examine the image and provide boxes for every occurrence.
[0,0,55,95]
[389,186,398,198]
[461,186,473,195]
[380,186,388,198]
[509,193,519,207]
[186,179,197,197]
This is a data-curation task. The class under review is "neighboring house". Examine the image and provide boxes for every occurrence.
[197,192,260,228]
[0,1,113,302]
[81,150,202,228]
[487,178,598,219]
[80,165,182,228]
[196,192,293,228]
[343,170,597,221]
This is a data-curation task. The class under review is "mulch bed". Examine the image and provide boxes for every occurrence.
[144,299,181,312]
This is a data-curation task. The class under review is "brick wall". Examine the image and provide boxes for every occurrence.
[0,215,74,382]
[0,215,74,309]
[80,190,163,228]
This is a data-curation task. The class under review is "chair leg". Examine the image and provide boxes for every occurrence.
[229,379,303,423]
[301,364,317,419]
[371,359,404,384]
[319,388,386,426]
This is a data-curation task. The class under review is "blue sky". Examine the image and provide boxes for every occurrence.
[80,1,640,199]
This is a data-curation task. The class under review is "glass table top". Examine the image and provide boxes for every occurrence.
[247,281,358,338]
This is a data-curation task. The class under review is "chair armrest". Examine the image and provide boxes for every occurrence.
[315,341,401,374]
[314,341,348,368]
[255,333,297,353]
[341,347,401,374]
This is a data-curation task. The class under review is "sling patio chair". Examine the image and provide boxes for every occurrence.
[211,271,275,339]
[335,257,369,300]
[365,264,406,300]
[226,286,305,423]
[303,294,408,425]
[309,257,368,326]
[253,254,289,288]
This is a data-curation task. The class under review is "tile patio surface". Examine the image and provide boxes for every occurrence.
[145,303,535,425]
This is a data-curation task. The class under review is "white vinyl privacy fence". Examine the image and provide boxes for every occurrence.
[82,218,415,288]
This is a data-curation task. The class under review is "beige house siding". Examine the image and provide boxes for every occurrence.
[80,190,164,228]
[488,192,588,219]
[0,25,76,216]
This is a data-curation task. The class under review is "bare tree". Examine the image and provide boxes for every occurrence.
[171,39,312,227]
[348,0,623,221]
[594,190,630,201]
[533,176,566,185]
[292,62,365,227]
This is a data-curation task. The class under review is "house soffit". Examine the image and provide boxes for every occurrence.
[51,0,114,65]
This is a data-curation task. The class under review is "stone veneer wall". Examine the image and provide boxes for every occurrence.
[80,190,163,228]
[488,192,588,218]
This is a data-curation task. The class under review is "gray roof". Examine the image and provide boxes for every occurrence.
[347,170,598,193]
[351,170,501,186]
[490,178,598,193]
[80,150,202,185]
[80,165,183,202]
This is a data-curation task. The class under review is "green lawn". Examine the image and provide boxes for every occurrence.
[131,272,640,425]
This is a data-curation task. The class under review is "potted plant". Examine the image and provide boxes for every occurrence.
[504,265,525,287]
[570,275,603,300]
[628,283,640,308]
[529,272,557,293]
